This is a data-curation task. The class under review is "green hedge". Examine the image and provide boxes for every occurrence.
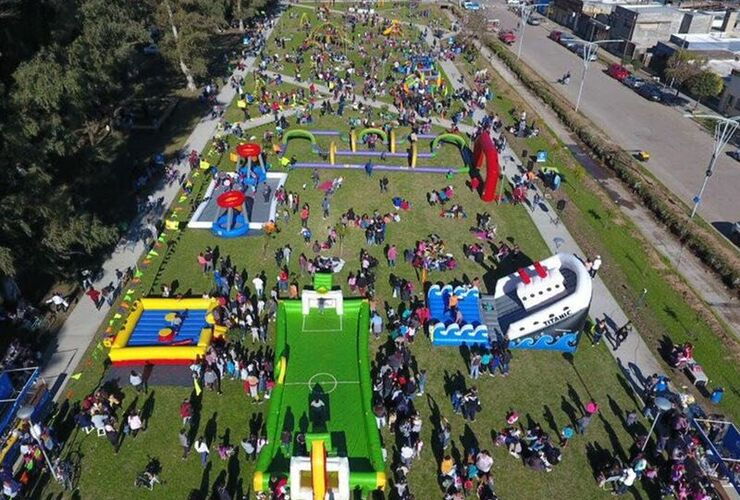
[483,38,739,289]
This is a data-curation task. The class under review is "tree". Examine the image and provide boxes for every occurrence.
[157,0,225,91]
[665,49,703,96]
[688,70,724,110]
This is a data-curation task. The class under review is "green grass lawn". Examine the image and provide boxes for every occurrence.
[40,109,658,499]
[35,9,686,500]
[457,46,740,421]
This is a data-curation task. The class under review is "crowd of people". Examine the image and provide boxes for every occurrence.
[407,234,458,273]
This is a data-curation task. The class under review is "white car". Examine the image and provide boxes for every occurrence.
[463,1,483,9]
[506,0,521,5]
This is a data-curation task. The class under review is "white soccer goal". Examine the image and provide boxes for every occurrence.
[302,290,344,316]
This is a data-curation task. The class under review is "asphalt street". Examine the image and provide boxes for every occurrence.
[479,0,740,230]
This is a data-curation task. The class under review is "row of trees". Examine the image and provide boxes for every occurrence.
[0,0,269,294]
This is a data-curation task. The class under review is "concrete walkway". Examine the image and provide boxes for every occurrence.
[461,31,740,337]
[423,41,666,397]
[40,16,283,401]
[267,57,664,396]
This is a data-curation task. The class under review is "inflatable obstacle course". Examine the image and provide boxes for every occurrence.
[253,275,385,499]
[427,285,489,346]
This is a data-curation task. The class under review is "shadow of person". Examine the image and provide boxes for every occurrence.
[308,384,330,432]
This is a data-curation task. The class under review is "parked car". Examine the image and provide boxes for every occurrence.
[506,0,521,4]
[558,35,577,49]
[637,84,663,102]
[574,44,597,61]
[527,16,542,26]
[549,30,563,42]
[728,149,740,161]
[463,1,483,10]
[499,30,517,45]
[622,75,645,89]
[607,63,630,82]
[732,221,740,245]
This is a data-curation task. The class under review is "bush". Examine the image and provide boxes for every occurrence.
[482,37,739,289]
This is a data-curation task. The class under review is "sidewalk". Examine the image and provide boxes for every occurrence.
[40,16,283,401]
[409,21,668,395]
[467,36,740,338]
[268,54,664,395]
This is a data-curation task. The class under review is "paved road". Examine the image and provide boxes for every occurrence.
[480,0,740,230]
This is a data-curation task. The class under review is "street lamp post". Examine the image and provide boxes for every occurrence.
[574,39,623,112]
[673,113,739,266]
[684,114,740,219]
[640,396,673,452]
[516,3,549,60]
[17,405,58,481]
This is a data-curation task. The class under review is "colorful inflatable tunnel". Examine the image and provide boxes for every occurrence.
[473,131,501,203]
[108,297,221,366]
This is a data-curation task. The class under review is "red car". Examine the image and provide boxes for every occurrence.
[607,63,630,82]
[549,30,563,42]
[499,30,516,45]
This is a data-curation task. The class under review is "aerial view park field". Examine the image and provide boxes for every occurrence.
[0,1,737,500]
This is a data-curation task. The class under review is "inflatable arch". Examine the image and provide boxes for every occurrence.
[282,129,317,146]
[431,133,467,152]
[357,128,388,145]
[473,130,500,203]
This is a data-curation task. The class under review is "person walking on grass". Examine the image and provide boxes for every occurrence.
[129,370,144,393]
[194,437,209,467]
[179,429,190,459]
[469,352,482,380]
[387,245,397,267]
[577,412,592,435]
[322,196,330,219]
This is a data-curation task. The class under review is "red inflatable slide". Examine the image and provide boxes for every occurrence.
[472,130,501,202]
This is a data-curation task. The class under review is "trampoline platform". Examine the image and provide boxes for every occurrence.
[189,172,286,230]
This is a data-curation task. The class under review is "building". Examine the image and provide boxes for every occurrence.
[610,5,686,55]
[652,33,740,78]
[718,68,740,114]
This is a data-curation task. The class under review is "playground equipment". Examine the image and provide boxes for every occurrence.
[428,254,592,353]
[427,285,489,346]
[305,22,350,50]
[282,128,472,175]
[212,190,251,238]
[395,55,445,95]
[190,141,285,235]
[472,130,501,202]
[383,19,403,37]
[108,297,225,366]
[253,275,385,499]
[234,143,268,188]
